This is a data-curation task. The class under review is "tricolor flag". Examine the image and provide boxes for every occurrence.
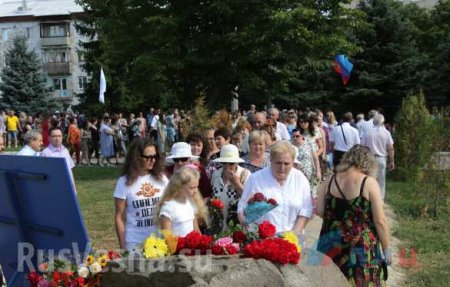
[333,54,353,85]
[99,68,106,104]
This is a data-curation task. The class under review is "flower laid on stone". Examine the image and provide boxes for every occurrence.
[143,234,169,258]
[175,231,213,255]
[281,231,302,253]
[258,220,276,239]
[241,221,301,265]
[28,251,123,287]
[211,237,240,255]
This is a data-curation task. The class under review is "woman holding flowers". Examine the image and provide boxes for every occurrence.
[238,140,313,233]
[211,144,250,229]
[157,167,209,236]
[114,138,168,250]
[316,145,391,286]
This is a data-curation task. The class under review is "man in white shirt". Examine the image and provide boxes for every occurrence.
[17,130,43,156]
[359,110,378,139]
[268,108,291,140]
[361,114,395,200]
[355,113,365,137]
[330,112,360,168]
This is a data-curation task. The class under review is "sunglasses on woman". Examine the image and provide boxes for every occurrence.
[141,154,158,161]
[173,157,190,163]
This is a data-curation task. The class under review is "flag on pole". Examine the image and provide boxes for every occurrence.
[99,68,106,104]
[333,54,353,85]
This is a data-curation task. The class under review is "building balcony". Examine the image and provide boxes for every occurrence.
[41,37,71,47]
[43,62,70,75]
[53,90,73,98]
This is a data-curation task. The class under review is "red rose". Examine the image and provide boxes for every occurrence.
[211,245,224,255]
[211,199,224,209]
[53,271,61,283]
[247,196,255,204]
[267,198,277,205]
[258,221,276,239]
[108,250,121,260]
[242,241,264,259]
[225,244,239,255]
[253,192,265,202]
[28,271,42,286]
[185,231,202,249]
[74,277,84,286]
[232,231,247,243]
[198,235,213,250]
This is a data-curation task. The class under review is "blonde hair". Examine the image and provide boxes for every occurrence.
[269,140,295,161]
[157,167,209,226]
[336,145,377,176]
[248,130,266,144]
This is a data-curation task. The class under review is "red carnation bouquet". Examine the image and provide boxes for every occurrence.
[241,221,300,265]
[208,197,225,234]
[175,231,213,255]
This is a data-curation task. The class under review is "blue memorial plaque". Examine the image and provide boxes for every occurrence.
[0,155,90,286]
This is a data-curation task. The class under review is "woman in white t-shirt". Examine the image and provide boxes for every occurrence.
[157,167,209,236]
[114,138,168,250]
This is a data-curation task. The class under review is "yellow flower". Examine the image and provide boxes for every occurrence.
[97,254,109,268]
[282,231,301,253]
[85,255,95,266]
[143,235,169,258]
[161,230,179,255]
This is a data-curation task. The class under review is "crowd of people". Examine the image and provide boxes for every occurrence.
[0,105,396,286]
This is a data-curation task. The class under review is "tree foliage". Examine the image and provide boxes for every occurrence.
[74,0,450,116]
[394,91,432,179]
[74,0,360,113]
[0,36,60,114]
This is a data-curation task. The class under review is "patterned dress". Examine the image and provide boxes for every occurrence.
[239,152,271,173]
[317,175,386,287]
[211,166,250,229]
[295,139,315,181]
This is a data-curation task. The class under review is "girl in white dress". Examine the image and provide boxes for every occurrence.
[157,167,209,236]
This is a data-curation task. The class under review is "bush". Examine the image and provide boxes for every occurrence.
[394,92,433,179]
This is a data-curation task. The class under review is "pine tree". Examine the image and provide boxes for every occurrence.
[0,36,59,114]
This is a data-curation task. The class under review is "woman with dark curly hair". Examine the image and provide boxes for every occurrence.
[114,138,168,250]
[316,145,391,286]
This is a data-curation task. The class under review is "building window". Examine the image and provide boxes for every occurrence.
[40,23,70,38]
[26,27,32,39]
[53,78,67,91]
[77,51,85,62]
[78,76,87,90]
[2,28,12,41]
[44,49,70,63]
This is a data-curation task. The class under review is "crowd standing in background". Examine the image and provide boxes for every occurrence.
[0,105,400,286]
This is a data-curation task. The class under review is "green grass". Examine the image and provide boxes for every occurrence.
[74,166,120,250]
[386,179,450,287]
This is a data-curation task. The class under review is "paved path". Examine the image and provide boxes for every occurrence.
[304,204,406,287]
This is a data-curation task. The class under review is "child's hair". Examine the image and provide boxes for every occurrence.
[157,167,209,226]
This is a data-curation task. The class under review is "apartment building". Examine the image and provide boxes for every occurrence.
[0,0,87,106]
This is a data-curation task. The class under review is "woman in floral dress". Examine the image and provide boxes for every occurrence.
[316,145,392,286]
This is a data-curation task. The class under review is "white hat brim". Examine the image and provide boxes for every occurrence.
[212,157,245,163]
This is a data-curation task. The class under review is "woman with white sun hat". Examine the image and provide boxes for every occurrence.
[211,144,251,229]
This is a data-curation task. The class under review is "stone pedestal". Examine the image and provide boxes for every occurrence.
[101,248,350,287]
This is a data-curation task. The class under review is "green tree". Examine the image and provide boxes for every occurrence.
[345,0,429,118]
[0,36,60,114]
[75,0,360,112]
[394,91,432,179]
